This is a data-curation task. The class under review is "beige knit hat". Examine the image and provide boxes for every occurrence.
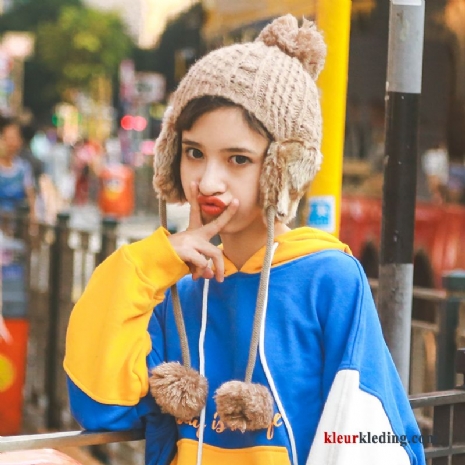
[153,14,326,224]
[150,14,327,433]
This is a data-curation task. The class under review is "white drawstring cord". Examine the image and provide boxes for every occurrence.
[196,277,210,465]
[259,243,299,465]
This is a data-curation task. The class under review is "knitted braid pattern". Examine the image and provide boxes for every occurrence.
[244,206,276,383]
[159,198,191,368]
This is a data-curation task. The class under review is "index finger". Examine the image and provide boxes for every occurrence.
[201,199,239,238]
[187,181,203,230]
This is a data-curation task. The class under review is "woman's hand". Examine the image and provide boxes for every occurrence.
[167,182,239,282]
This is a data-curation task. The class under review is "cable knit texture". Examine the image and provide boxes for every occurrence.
[153,14,326,223]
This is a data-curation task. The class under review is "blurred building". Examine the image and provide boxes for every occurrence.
[140,0,199,48]
[0,0,14,15]
[83,0,144,43]
[84,0,198,48]
[202,0,375,42]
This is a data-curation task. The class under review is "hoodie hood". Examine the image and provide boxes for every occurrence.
[223,226,352,277]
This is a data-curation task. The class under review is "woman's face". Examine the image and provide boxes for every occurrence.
[180,107,269,236]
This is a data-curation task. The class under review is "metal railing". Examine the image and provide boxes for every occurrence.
[369,273,465,394]
[0,430,144,453]
[409,348,465,464]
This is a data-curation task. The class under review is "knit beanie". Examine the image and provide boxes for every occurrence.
[150,15,326,434]
[153,14,326,224]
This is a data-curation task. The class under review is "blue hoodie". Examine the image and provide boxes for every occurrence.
[65,227,425,465]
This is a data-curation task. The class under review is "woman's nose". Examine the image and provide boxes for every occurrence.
[198,162,226,196]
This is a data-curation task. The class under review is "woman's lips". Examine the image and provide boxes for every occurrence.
[198,196,227,216]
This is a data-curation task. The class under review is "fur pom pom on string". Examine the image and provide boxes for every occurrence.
[257,14,326,80]
[150,362,208,421]
[214,381,274,432]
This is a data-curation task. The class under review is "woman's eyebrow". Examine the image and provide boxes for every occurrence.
[181,138,202,147]
[182,139,259,155]
[221,147,257,154]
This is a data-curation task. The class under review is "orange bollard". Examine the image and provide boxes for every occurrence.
[98,164,134,218]
[0,319,28,435]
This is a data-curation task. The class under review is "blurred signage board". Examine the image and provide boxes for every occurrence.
[134,72,166,104]
[119,59,135,103]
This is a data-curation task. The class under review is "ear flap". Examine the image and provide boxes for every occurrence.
[153,107,183,202]
[260,140,322,223]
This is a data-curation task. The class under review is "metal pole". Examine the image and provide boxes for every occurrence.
[97,216,119,266]
[46,212,70,428]
[378,0,425,390]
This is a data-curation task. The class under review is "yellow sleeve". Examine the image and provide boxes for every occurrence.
[64,227,189,405]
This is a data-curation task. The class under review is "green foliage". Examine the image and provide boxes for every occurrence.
[36,6,132,94]
[0,0,83,33]
[0,1,133,121]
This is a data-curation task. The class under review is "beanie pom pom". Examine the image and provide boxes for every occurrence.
[257,14,326,80]
[214,381,274,432]
[150,362,208,421]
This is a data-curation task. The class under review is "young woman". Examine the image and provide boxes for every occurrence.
[65,15,425,465]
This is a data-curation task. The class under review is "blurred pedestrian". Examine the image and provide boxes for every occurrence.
[72,139,93,205]
[46,135,74,206]
[72,138,103,205]
[421,142,449,204]
[0,118,36,220]
[30,127,52,165]
[19,123,45,189]
[447,161,465,204]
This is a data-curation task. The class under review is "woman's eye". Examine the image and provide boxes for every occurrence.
[186,148,203,159]
[230,155,251,165]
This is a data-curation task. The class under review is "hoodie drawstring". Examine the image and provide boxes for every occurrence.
[258,243,298,465]
[196,277,210,465]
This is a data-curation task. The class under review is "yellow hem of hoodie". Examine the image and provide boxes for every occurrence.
[170,438,292,465]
